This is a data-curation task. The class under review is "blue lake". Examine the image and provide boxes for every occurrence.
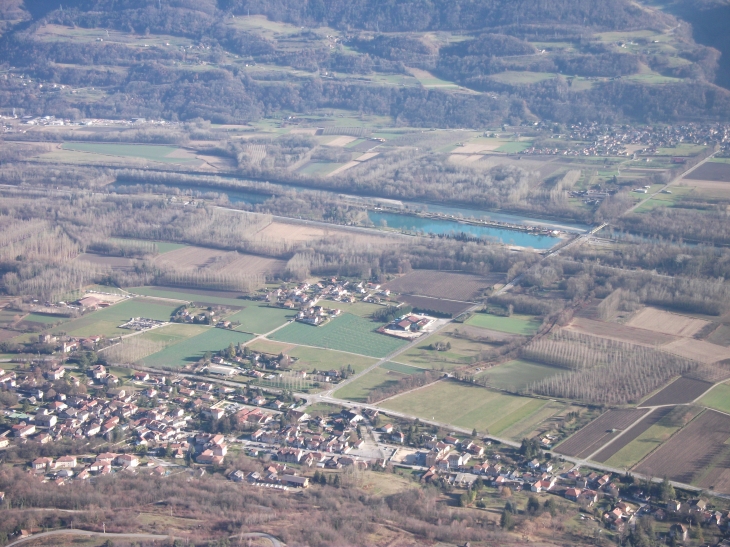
[368,211,560,249]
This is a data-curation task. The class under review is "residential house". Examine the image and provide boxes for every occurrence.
[281,475,309,488]
[669,524,688,541]
[115,454,139,468]
[32,457,53,471]
[55,456,77,469]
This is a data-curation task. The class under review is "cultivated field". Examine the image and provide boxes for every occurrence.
[51,298,178,337]
[383,270,498,302]
[663,338,730,364]
[566,317,676,346]
[477,359,561,392]
[285,346,377,374]
[635,410,730,491]
[215,254,286,276]
[591,407,673,463]
[603,406,703,469]
[77,253,137,271]
[465,313,541,335]
[640,376,714,407]
[62,143,200,165]
[397,294,473,316]
[334,364,424,402]
[685,162,730,182]
[269,313,407,358]
[255,221,400,247]
[381,380,551,436]
[396,327,494,370]
[230,305,294,334]
[141,328,254,368]
[627,307,710,337]
[554,409,649,459]
[127,286,246,307]
[153,246,232,270]
[699,383,730,414]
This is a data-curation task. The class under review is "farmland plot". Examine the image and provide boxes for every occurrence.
[141,328,254,368]
[591,407,673,463]
[397,294,473,316]
[554,409,649,459]
[640,377,714,407]
[663,338,730,364]
[566,317,676,347]
[383,270,500,302]
[635,410,730,490]
[627,307,710,337]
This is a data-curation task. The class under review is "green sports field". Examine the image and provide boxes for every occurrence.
[465,313,541,335]
[229,305,294,334]
[140,328,254,368]
[51,298,178,337]
[269,313,407,358]
[381,380,549,435]
[23,313,67,325]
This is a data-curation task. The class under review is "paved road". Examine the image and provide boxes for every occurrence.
[4,529,283,547]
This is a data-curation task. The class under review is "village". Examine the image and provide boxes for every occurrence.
[0,357,725,544]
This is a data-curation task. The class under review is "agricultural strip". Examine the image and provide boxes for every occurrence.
[477,360,561,392]
[604,406,703,469]
[140,328,254,368]
[640,377,714,407]
[383,270,498,302]
[499,400,571,441]
[269,313,407,358]
[229,306,294,334]
[465,313,541,335]
[334,365,422,403]
[591,407,673,463]
[635,410,730,490]
[127,286,247,307]
[698,383,730,414]
[62,142,197,164]
[554,409,649,459]
[627,307,710,337]
[566,317,676,346]
[51,298,179,338]
[663,338,730,364]
[396,294,472,316]
[380,380,549,435]
[284,346,377,375]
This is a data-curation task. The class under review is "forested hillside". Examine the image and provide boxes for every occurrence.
[0,0,728,125]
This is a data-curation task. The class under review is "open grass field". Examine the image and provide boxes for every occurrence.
[489,71,556,85]
[407,67,459,88]
[495,141,533,153]
[477,359,561,392]
[383,270,497,302]
[396,328,491,370]
[627,307,710,337]
[285,346,377,374]
[499,400,574,442]
[635,410,730,492]
[554,409,650,459]
[334,365,420,402]
[229,305,294,334]
[138,323,209,345]
[108,238,187,254]
[324,300,385,318]
[141,328,254,368]
[397,294,473,316]
[51,298,178,337]
[380,380,550,435]
[699,383,730,414]
[269,313,407,358]
[62,142,199,164]
[603,405,703,469]
[465,313,540,335]
[640,376,714,407]
[655,144,708,156]
[566,317,676,347]
[127,286,246,307]
[246,339,294,355]
[24,313,67,324]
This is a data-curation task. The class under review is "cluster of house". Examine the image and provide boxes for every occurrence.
[265,278,392,310]
[521,122,730,158]
[295,305,341,326]
[172,307,226,327]
[37,333,105,354]
[29,452,168,486]
[379,314,434,340]
[230,462,310,489]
